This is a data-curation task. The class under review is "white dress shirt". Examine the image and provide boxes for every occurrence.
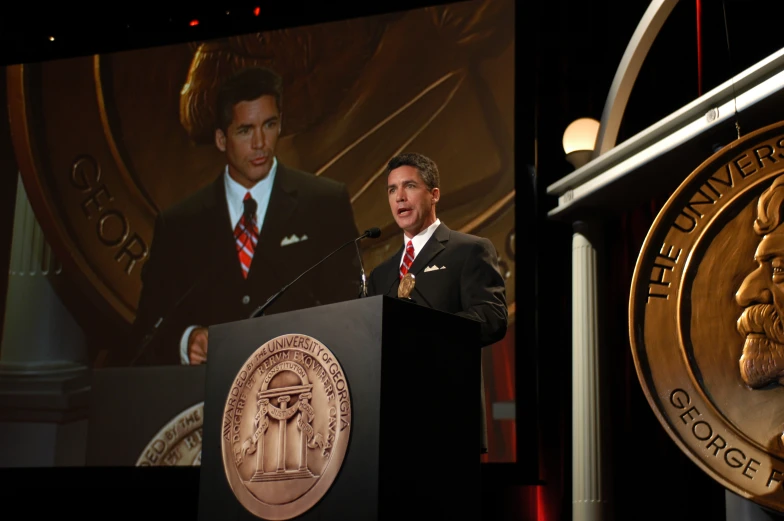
[223,159,277,233]
[179,159,278,364]
[400,218,441,268]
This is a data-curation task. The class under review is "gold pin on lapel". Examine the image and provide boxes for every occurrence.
[398,272,415,299]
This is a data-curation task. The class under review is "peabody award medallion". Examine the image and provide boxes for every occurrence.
[136,402,203,466]
[629,120,784,511]
[222,334,351,520]
[398,273,416,299]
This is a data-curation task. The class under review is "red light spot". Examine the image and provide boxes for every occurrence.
[189,19,199,26]
[254,7,260,16]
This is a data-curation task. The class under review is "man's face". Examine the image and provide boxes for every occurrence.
[215,95,281,189]
[736,225,784,388]
[387,165,439,238]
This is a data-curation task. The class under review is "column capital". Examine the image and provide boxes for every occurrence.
[572,220,602,241]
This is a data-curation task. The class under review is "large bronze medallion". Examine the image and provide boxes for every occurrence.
[630,120,784,511]
[222,334,351,520]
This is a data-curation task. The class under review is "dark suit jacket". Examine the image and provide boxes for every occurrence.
[129,163,360,366]
[366,222,508,453]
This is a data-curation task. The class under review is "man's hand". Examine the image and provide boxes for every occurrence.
[188,327,209,364]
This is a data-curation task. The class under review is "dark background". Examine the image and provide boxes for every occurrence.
[1,1,783,519]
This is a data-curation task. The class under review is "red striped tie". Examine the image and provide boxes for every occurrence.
[234,192,258,279]
[400,240,414,279]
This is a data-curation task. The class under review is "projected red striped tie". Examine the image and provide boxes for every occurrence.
[234,192,258,279]
[400,240,415,279]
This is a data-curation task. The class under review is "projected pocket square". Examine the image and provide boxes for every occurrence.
[281,234,309,246]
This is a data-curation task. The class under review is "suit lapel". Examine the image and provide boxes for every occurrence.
[249,163,297,277]
[408,223,449,276]
[381,243,405,296]
[202,175,246,283]
[380,223,450,297]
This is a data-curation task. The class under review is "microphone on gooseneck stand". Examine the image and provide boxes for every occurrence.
[356,227,380,297]
[249,227,382,319]
[130,195,259,366]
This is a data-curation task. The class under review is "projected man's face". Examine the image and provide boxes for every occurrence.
[215,95,282,189]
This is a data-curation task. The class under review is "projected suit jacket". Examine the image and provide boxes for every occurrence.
[130,163,360,366]
[366,222,508,453]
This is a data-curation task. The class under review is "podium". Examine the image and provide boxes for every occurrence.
[197,295,481,521]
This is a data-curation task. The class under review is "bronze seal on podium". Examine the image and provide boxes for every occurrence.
[630,120,784,512]
[221,334,351,520]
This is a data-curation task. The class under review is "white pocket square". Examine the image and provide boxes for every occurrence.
[280,234,308,246]
[424,265,445,272]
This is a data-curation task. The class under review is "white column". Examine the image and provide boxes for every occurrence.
[0,174,89,467]
[572,224,609,521]
[725,490,777,521]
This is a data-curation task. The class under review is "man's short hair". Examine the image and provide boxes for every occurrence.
[754,174,784,236]
[385,152,440,191]
[216,67,283,131]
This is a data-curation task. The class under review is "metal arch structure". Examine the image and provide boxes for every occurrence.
[547,0,678,207]
[593,0,679,157]
[546,2,784,219]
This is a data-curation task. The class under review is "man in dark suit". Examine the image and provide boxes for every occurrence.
[130,67,360,366]
[366,152,508,454]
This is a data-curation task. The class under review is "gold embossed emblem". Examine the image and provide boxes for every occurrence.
[630,120,784,512]
[222,334,351,520]
[398,272,416,299]
[136,402,203,466]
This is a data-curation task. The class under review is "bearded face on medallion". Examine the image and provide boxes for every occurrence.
[737,175,784,390]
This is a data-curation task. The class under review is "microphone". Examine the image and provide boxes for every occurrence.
[250,227,381,319]
[131,196,259,365]
[356,227,380,297]
[363,227,381,239]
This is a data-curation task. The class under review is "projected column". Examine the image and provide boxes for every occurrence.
[0,173,89,467]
